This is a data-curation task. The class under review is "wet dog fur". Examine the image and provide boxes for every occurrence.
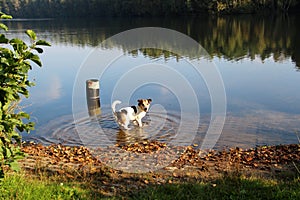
[112,99,152,130]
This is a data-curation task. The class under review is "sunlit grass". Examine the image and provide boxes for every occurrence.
[0,171,299,200]
[0,173,90,200]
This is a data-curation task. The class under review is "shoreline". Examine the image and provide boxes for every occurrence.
[18,141,300,196]
[20,141,300,173]
[20,141,300,171]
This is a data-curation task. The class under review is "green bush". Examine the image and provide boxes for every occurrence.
[0,12,50,178]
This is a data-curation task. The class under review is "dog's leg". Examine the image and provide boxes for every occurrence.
[124,125,131,130]
[136,118,143,127]
[123,120,131,130]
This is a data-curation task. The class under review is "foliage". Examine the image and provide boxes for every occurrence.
[0,12,50,178]
[0,0,299,18]
[191,0,300,13]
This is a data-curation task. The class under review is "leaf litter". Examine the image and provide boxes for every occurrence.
[19,141,300,197]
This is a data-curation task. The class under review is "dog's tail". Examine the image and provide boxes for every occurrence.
[112,100,121,113]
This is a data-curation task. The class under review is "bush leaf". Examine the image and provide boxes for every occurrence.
[34,47,44,53]
[0,13,12,19]
[9,161,21,172]
[0,34,9,43]
[36,40,51,46]
[25,30,37,40]
[29,54,42,67]
[0,23,8,31]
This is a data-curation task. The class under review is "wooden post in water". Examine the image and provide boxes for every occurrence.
[86,79,101,116]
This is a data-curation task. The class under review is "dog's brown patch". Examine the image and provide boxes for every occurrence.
[137,99,152,112]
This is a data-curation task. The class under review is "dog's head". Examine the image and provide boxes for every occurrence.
[138,99,152,112]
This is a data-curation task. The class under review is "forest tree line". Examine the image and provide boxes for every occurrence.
[5,14,300,69]
[0,0,299,18]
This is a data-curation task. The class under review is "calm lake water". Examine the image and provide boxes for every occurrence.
[5,14,300,150]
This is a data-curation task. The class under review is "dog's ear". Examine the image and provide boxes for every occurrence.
[137,99,142,103]
[147,99,152,103]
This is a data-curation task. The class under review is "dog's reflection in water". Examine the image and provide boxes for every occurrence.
[116,127,149,146]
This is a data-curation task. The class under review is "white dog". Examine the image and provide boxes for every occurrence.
[112,99,152,130]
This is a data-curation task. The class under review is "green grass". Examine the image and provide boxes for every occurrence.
[129,176,300,200]
[0,173,90,200]
[0,172,299,200]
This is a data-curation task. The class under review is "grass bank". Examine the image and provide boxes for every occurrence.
[1,172,299,200]
[0,142,299,199]
[130,176,300,200]
[0,173,90,200]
